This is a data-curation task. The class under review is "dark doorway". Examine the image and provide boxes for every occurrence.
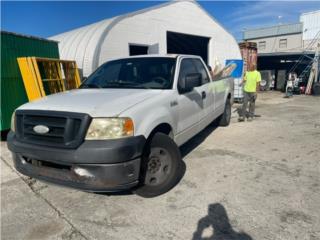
[129,45,149,56]
[257,53,314,91]
[167,31,210,64]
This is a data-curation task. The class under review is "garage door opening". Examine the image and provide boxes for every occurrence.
[167,31,210,63]
[129,44,149,56]
[258,53,314,91]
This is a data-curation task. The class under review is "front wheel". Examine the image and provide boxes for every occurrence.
[135,133,181,198]
[219,99,232,127]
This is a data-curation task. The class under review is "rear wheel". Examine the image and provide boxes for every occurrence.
[135,133,181,198]
[313,82,320,96]
[219,99,232,127]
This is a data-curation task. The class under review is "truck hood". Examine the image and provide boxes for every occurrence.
[18,89,161,117]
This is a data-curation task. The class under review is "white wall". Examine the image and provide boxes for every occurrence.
[249,33,302,53]
[300,10,320,41]
[100,1,241,69]
[51,1,241,76]
[300,10,320,50]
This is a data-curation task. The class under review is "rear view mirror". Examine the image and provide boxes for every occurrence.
[180,73,201,93]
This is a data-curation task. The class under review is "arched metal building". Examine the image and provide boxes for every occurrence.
[50,1,241,77]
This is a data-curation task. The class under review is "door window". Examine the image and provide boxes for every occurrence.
[192,59,210,84]
[178,59,198,92]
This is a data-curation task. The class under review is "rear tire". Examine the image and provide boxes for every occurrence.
[135,133,181,198]
[313,82,320,96]
[219,99,231,127]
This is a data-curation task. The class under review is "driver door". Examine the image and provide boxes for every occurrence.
[175,58,203,145]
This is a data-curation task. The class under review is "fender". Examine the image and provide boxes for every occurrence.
[134,106,176,139]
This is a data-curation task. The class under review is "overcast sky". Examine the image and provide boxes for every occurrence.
[1,1,320,41]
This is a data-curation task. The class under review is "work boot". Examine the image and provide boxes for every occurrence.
[238,116,245,122]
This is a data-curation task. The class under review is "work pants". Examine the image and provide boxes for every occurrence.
[241,91,257,118]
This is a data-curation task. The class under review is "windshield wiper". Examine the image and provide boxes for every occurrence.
[79,83,102,89]
[102,82,138,88]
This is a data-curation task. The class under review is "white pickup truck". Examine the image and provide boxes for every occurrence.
[8,55,233,197]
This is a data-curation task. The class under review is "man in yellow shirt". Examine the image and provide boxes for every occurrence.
[239,64,261,122]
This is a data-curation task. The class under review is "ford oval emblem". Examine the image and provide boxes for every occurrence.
[33,125,50,134]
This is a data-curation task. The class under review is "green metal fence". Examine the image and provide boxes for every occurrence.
[1,31,59,131]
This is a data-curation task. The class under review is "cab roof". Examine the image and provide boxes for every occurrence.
[111,54,202,60]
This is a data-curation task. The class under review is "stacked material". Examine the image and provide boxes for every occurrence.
[239,42,258,72]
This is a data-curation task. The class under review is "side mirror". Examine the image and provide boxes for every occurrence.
[181,73,202,93]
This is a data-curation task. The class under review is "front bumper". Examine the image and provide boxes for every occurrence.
[7,131,146,192]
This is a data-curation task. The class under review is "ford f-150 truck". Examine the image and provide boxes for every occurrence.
[8,55,233,197]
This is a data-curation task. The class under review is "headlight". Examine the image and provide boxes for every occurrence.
[85,118,134,140]
[11,111,16,132]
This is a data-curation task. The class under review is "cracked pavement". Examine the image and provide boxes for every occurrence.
[1,92,320,240]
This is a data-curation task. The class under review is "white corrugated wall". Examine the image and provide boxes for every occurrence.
[300,10,320,41]
[50,18,115,76]
[50,1,241,77]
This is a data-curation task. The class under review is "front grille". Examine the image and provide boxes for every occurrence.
[15,110,91,149]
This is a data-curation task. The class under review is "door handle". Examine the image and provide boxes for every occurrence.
[201,91,206,99]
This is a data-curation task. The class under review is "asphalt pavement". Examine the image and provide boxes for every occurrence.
[1,92,319,240]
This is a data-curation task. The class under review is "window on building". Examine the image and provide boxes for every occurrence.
[258,41,266,50]
[129,44,149,56]
[279,39,287,48]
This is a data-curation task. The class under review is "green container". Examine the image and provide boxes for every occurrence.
[1,31,59,131]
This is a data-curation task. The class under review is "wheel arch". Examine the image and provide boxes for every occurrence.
[225,91,233,105]
[146,123,174,141]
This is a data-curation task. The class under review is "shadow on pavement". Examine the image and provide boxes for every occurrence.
[193,203,252,240]
[1,130,9,141]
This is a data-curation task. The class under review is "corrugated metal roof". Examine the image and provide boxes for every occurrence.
[300,10,320,17]
[1,30,58,43]
[50,1,241,76]
[49,1,178,76]
[243,23,303,40]
[258,51,314,57]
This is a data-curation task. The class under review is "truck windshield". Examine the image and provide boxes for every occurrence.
[80,57,176,90]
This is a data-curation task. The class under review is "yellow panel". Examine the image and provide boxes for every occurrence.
[30,57,46,97]
[55,61,66,91]
[18,57,81,101]
[74,62,81,87]
[17,57,42,101]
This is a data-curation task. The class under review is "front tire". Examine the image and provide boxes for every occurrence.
[135,133,181,198]
[219,99,232,127]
